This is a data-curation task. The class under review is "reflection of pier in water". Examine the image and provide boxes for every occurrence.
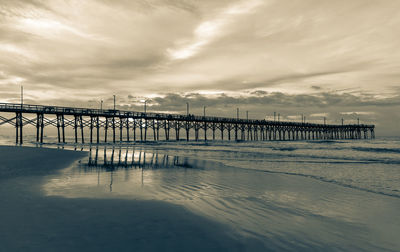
[81,147,205,192]
[85,146,200,170]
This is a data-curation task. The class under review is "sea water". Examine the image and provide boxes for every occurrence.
[2,136,400,251]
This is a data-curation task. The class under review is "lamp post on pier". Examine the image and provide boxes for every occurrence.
[20,85,23,108]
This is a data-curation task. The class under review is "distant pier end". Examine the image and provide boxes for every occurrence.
[0,103,375,144]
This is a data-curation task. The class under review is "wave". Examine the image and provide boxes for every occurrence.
[306,140,342,144]
[272,147,297,151]
[157,144,400,165]
[221,163,400,199]
[268,170,400,199]
[351,147,400,154]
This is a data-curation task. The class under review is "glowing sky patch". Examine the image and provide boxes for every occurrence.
[168,0,264,60]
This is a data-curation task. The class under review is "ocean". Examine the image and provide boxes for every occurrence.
[1,136,400,251]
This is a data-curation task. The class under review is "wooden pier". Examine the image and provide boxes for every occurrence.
[0,102,375,144]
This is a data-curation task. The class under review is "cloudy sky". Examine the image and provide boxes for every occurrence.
[0,0,399,135]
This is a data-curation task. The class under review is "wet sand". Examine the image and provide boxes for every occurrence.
[0,146,263,252]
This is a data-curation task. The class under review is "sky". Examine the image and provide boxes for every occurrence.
[0,0,399,136]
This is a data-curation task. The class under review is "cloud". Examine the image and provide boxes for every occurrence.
[106,91,398,135]
[167,0,264,59]
[0,0,399,135]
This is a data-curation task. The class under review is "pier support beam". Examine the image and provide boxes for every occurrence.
[74,115,84,143]
[112,116,115,143]
[57,114,62,143]
[126,118,130,142]
[186,121,190,141]
[80,115,84,143]
[153,119,156,141]
[90,116,94,143]
[36,113,44,143]
[96,116,100,143]
[194,122,199,141]
[119,117,123,142]
[61,115,65,143]
[144,118,147,141]
[15,112,23,144]
[140,119,143,141]
[175,121,180,141]
[212,123,216,140]
[156,121,160,141]
[204,122,207,141]
[105,117,109,143]
[164,120,170,141]
[220,123,224,140]
[133,119,136,141]
[235,124,238,141]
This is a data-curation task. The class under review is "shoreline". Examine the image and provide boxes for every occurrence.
[0,145,87,180]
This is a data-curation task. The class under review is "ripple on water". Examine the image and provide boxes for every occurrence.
[41,144,400,251]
